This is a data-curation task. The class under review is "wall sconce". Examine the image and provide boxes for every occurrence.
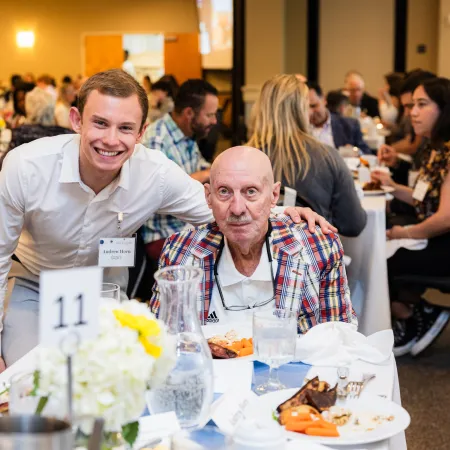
[17,31,35,48]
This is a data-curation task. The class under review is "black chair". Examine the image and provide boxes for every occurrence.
[393,275,450,295]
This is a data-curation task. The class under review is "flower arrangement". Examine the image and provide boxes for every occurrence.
[38,299,175,447]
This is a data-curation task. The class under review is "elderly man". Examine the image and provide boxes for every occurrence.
[150,147,357,332]
[344,71,379,118]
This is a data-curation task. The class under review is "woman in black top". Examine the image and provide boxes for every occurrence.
[248,74,366,237]
[372,77,450,356]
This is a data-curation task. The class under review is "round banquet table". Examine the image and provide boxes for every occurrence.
[340,196,391,336]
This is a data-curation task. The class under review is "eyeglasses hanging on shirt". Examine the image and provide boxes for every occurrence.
[213,223,276,311]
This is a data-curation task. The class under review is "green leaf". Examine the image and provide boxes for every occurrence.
[35,396,48,415]
[122,421,139,446]
[272,410,279,422]
[30,370,40,396]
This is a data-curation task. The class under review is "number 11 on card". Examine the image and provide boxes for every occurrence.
[40,267,102,348]
[54,294,87,329]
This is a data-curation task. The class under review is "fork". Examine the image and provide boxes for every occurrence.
[347,373,376,399]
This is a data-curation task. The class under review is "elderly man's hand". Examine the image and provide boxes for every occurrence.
[284,207,338,234]
[0,357,5,374]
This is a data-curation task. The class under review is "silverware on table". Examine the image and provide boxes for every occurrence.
[347,373,376,399]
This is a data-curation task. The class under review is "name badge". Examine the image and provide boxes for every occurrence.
[412,179,430,202]
[98,237,136,267]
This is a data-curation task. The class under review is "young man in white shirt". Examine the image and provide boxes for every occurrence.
[0,69,336,371]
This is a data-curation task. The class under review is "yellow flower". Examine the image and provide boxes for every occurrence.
[139,336,162,358]
[0,118,6,129]
[113,309,162,357]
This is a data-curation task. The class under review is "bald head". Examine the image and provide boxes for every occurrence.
[211,146,274,186]
[205,146,280,251]
[344,72,365,106]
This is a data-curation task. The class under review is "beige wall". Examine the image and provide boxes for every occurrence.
[284,0,307,76]
[407,0,439,73]
[438,0,450,77]
[319,0,395,96]
[245,0,286,86]
[0,0,198,83]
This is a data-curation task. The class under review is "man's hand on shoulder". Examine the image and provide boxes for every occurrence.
[284,207,338,234]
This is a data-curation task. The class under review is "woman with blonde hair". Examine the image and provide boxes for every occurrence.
[248,74,366,237]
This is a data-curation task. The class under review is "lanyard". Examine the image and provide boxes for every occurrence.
[213,222,276,311]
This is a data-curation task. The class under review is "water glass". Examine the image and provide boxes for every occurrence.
[100,283,121,302]
[253,309,297,394]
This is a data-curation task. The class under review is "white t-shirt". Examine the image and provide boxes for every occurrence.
[206,239,276,325]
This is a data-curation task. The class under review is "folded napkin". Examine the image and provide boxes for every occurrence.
[295,322,393,367]
[386,238,428,259]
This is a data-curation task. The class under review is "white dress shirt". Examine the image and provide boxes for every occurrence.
[207,239,276,325]
[310,113,336,148]
[0,134,213,338]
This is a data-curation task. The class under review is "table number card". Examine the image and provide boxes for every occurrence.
[39,267,102,348]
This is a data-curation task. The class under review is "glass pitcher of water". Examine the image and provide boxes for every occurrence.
[147,266,213,430]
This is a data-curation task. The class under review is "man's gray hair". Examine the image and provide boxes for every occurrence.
[25,87,56,126]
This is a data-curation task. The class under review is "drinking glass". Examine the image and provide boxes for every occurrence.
[100,283,121,302]
[253,309,297,394]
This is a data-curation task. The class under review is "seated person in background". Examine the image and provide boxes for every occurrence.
[344,71,379,118]
[372,77,450,357]
[2,87,73,163]
[141,79,218,262]
[248,74,367,237]
[378,72,404,127]
[7,82,35,129]
[150,146,357,332]
[54,82,76,129]
[308,81,371,154]
[326,90,349,116]
[147,80,176,123]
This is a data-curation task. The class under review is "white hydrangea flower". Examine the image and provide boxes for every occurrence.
[38,299,175,432]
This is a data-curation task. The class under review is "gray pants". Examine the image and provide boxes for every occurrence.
[2,278,39,367]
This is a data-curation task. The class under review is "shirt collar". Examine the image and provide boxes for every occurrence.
[218,238,272,287]
[163,113,192,145]
[311,111,331,131]
[58,134,130,191]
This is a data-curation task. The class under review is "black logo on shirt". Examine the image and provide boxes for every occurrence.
[206,311,219,323]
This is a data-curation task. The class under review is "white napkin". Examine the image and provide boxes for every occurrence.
[386,238,428,259]
[295,322,393,366]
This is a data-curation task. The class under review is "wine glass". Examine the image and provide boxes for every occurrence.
[253,309,297,394]
[100,283,121,302]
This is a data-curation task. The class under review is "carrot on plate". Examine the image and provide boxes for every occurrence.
[238,346,253,357]
[286,412,312,422]
[305,427,339,437]
[285,421,317,433]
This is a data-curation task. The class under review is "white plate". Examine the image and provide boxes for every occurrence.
[202,323,254,360]
[363,186,395,196]
[254,389,410,446]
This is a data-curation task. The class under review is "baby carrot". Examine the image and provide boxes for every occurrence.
[286,412,311,422]
[305,427,339,437]
[285,421,317,432]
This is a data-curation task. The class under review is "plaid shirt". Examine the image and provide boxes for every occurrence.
[150,215,357,333]
[141,114,210,243]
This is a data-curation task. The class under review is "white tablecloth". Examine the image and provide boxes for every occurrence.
[341,196,391,336]
[0,347,407,450]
